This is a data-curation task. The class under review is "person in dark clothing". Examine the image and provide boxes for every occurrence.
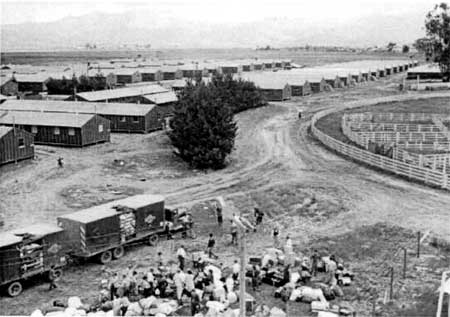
[283,264,291,285]
[57,157,64,168]
[311,249,320,277]
[48,267,59,290]
[191,291,201,316]
[207,233,218,259]
[298,111,302,119]
[216,203,223,226]
[273,227,279,247]
[254,207,264,225]
[251,265,260,291]
[164,222,173,240]
[230,220,238,245]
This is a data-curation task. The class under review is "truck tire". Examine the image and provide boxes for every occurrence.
[148,234,159,246]
[48,268,63,282]
[99,250,113,264]
[7,281,22,297]
[112,246,125,259]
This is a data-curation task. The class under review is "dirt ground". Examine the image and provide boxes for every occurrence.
[1,75,450,316]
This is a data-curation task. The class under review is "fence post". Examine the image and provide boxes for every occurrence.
[403,248,407,279]
[389,267,394,300]
[417,231,421,258]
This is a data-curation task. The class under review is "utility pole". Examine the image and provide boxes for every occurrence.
[239,227,246,317]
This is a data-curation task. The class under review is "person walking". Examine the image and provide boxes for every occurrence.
[176,245,187,271]
[57,157,64,168]
[207,233,218,259]
[230,220,238,245]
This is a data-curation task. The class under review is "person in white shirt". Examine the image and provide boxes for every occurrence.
[173,269,184,304]
[185,270,195,292]
[232,260,240,280]
[176,245,187,270]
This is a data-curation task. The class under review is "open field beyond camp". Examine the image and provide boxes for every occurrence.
[1,66,450,316]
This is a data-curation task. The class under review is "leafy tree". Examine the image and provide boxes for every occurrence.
[402,45,410,53]
[425,2,450,81]
[414,37,436,60]
[210,74,267,113]
[46,75,78,95]
[169,79,238,169]
[386,42,397,52]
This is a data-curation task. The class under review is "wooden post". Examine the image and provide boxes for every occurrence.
[389,267,394,300]
[417,231,421,258]
[403,248,407,279]
[372,295,377,316]
[436,271,449,317]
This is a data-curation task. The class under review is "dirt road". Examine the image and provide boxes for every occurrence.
[1,76,450,314]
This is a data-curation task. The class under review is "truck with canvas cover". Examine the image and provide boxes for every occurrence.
[0,224,68,297]
[57,194,165,264]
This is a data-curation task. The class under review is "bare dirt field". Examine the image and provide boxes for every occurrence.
[1,75,450,316]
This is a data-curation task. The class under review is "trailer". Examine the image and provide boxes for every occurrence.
[0,224,68,297]
[57,194,166,264]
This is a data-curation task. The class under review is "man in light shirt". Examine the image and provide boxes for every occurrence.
[232,260,240,281]
[176,245,187,271]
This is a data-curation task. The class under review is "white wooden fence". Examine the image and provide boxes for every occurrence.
[312,108,450,190]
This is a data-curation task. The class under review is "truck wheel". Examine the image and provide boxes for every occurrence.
[113,246,125,259]
[49,268,63,282]
[7,281,22,297]
[99,250,113,264]
[148,234,159,246]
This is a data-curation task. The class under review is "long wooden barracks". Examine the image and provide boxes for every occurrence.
[0,100,167,133]
[0,111,110,147]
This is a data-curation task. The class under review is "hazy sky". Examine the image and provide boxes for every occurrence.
[0,0,435,25]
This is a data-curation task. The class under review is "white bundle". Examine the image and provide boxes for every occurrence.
[290,272,300,284]
[289,288,302,301]
[227,291,237,304]
[67,297,83,309]
[269,307,287,317]
[206,301,226,312]
[30,310,44,317]
[124,303,143,316]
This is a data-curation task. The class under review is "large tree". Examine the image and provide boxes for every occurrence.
[169,79,238,169]
[425,2,450,81]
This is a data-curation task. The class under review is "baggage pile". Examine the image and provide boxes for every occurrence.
[252,247,356,316]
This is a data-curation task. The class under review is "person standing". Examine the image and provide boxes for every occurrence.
[48,267,59,290]
[232,260,240,281]
[273,226,279,248]
[311,249,320,277]
[190,290,201,316]
[216,202,223,227]
[255,208,264,225]
[230,220,238,245]
[176,245,187,271]
[207,233,217,259]
[251,265,260,291]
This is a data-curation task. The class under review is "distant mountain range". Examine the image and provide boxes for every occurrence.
[0,10,428,51]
